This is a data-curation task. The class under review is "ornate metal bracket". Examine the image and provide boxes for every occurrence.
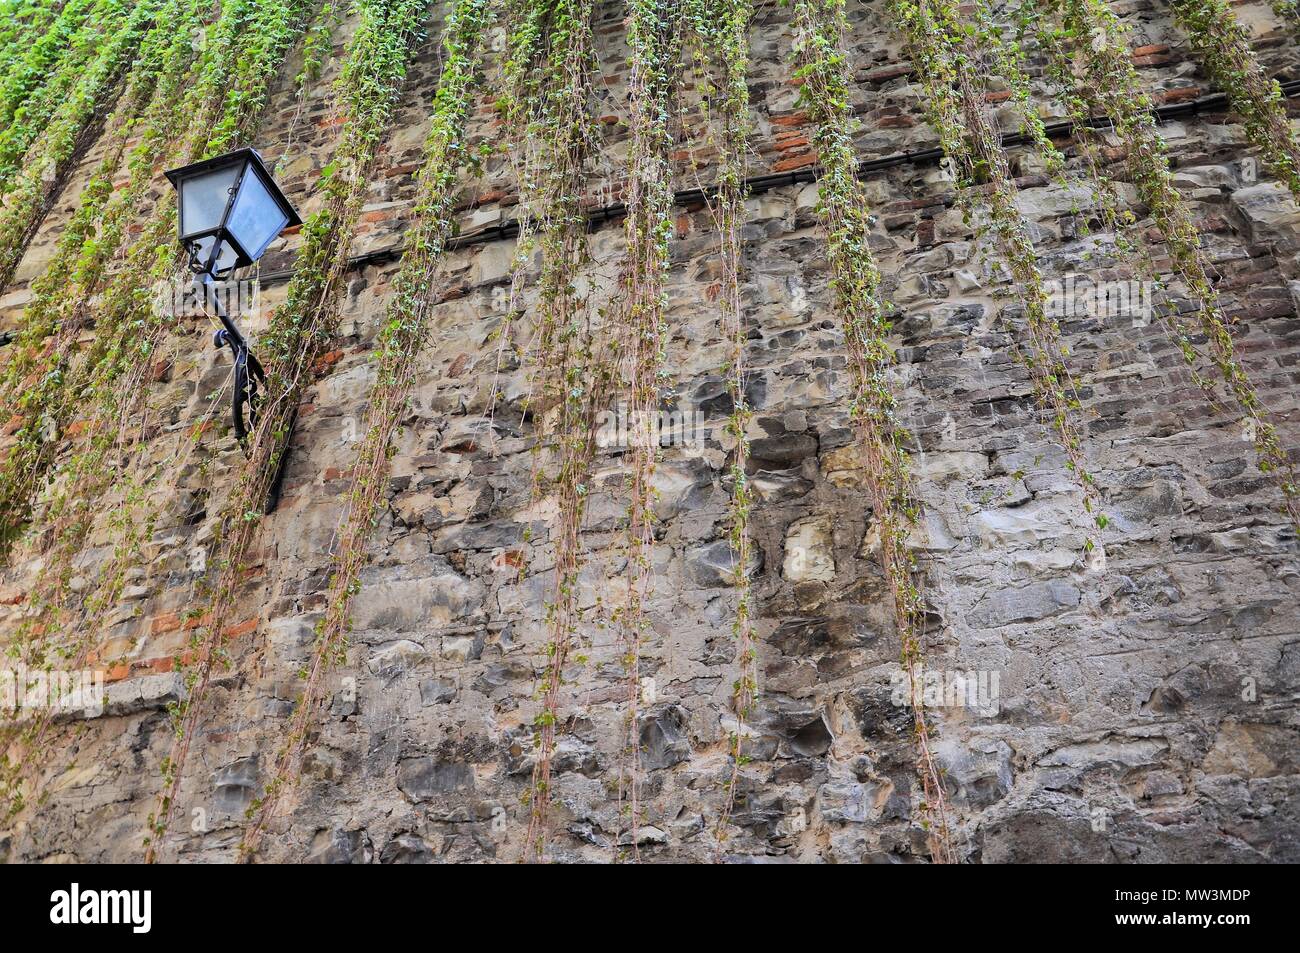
[212,322,265,447]
[186,248,264,452]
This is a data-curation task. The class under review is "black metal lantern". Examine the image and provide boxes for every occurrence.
[165,147,301,277]
[164,148,301,447]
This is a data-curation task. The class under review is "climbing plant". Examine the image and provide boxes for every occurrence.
[681,0,756,849]
[1168,0,1300,200]
[0,0,108,189]
[0,0,158,293]
[1031,0,1299,527]
[889,0,1107,544]
[7,0,1300,865]
[497,0,608,864]
[610,0,680,859]
[238,0,493,861]
[0,0,208,812]
[275,0,342,176]
[0,1,60,85]
[144,0,428,863]
[0,0,315,557]
[794,0,955,864]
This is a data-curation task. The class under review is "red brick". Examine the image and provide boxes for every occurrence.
[770,112,808,128]
[104,663,130,683]
[772,153,817,173]
[1157,87,1202,105]
[223,618,258,639]
[150,612,181,635]
[312,349,345,374]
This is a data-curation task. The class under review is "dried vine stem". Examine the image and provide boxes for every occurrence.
[681,0,756,848]
[2,360,226,819]
[503,0,610,864]
[238,0,493,862]
[795,0,955,863]
[143,0,427,863]
[1168,0,1300,200]
[481,0,548,437]
[1033,0,1299,527]
[610,0,681,859]
[890,0,1107,543]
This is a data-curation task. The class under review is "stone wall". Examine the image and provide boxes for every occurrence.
[1,0,1299,863]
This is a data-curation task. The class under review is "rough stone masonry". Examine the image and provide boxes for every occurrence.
[1,0,1298,863]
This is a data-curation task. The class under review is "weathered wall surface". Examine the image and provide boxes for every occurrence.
[1,0,1299,863]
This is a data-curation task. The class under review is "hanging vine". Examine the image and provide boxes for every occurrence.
[238,0,492,861]
[275,0,342,176]
[1031,0,1299,527]
[0,0,193,460]
[5,0,1299,867]
[501,0,607,864]
[0,1,61,85]
[1003,0,1141,269]
[0,0,207,675]
[794,0,955,864]
[889,0,1107,544]
[681,0,756,848]
[0,0,159,294]
[609,0,680,859]
[143,0,427,863]
[1168,0,1300,201]
[0,356,226,820]
[0,0,107,191]
[0,0,313,759]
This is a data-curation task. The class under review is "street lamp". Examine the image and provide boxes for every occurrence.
[164,147,301,446]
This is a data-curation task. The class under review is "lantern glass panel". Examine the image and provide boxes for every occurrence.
[192,234,239,275]
[227,168,289,262]
[179,163,242,240]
